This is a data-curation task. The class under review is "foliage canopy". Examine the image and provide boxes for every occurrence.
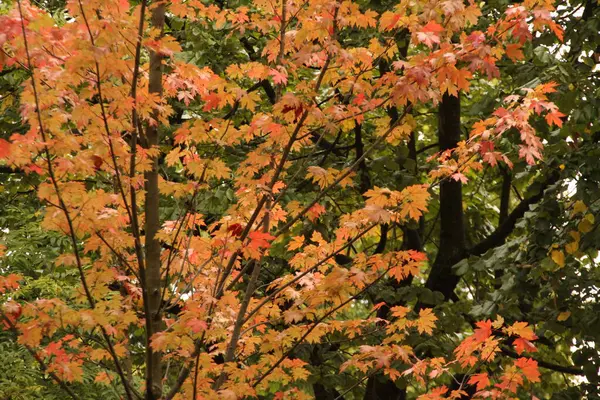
[0,0,599,399]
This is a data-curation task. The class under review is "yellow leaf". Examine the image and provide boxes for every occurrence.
[506,321,537,340]
[569,230,580,242]
[306,166,334,189]
[416,308,437,335]
[572,200,587,215]
[565,241,578,255]
[578,219,593,233]
[492,315,504,329]
[557,311,571,321]
[287,236,305,251]
[551,250,565,268]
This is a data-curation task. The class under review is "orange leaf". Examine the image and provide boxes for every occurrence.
[515,357,541,382]
[514,338,537,355]
[468,373,490,390]
[505,43,524,61]
[0,139,11,159]
[545,110,566,127]
[248,231,276,250]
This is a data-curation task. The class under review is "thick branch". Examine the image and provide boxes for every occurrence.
[469,171,559,257]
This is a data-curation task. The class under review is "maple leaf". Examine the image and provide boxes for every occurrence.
[416,21,444,48]
[272,181,285,194]
[186,318,208,334]
[248,231,276,250]
[306,166,334,189]
[0,274,22,293]
[399,185,430,221]
[506,321,538,341]
[416,308,437,335]
[468,373,490,390]
[269,67,288,85]
[365,187,394,207]
[545,110,566,127]
[51,360,84,383]
[217,389,238,400]
[306,203,326,221]
[513,338,537,355]
[283,309,305,324]
[2,300,22,321]
[418,385,448,400]
[505,43,524,61]
[451,172,468,184]
[202,92,221,111]
[0,139,11,159]
[515,357,541,382]
[364,204,392,223]
[380,12,401,31]
[473,320,492,343]
[287,236,305,251]
[536,81,559,93]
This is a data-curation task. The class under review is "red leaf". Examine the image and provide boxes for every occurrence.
[422,21,444,33]
[248,231,276,249]
[269,67,288,85]
[514,338,537,355]
[0,139,10,159]
[186,318,208,333]
[227,223,244,237]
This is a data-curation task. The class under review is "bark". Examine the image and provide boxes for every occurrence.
[355,123,372,194]
[144,4,166,400]
[499,169,511,225]
[424,92,466,301]
[363,93,464,400]
[468,172,558,258]
[495,168,511,287]
[362,40,422,399]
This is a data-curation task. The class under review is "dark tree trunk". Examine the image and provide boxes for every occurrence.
[424,92,466,302]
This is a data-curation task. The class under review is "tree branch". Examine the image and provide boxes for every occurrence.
[469,170,559,257]
[501,347,584,376]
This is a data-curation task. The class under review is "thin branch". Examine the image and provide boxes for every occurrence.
[17,3,137,398]
[416,142,439,155]
[252,265,394,388]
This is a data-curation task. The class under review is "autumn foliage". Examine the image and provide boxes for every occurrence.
[0,0,573,399]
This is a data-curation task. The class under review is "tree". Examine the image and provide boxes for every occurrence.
[0,0,597,399]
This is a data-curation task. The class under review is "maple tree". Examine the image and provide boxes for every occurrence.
[0,0,598,399]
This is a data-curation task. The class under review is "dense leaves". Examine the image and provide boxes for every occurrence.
[0,0,599,399]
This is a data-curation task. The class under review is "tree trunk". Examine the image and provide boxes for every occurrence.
[144,4,166,399]
[424,92,466,301]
